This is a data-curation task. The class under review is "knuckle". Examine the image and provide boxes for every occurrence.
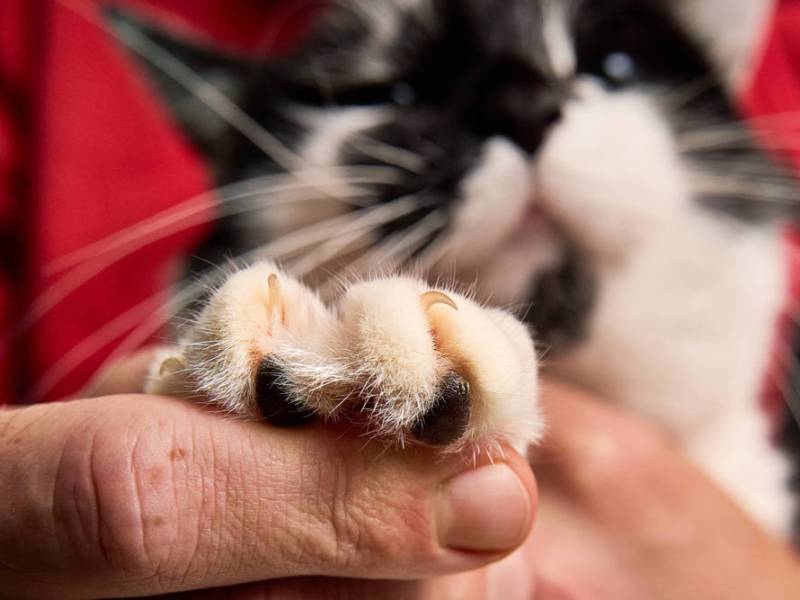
[53,410,185,586]
[328,486,432,572]
[566,417,668,493]
[296,447,436,575]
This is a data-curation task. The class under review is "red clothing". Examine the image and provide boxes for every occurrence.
[0,0,318,403]
[0,0,798,409]
[745,0,800,423]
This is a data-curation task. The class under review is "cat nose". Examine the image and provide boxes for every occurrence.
[466,62,563,155]
[475,87,562,155]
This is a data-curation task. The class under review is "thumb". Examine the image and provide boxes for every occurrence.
[0,393,536,598]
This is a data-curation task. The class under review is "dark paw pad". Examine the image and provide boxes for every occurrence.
[412,373,471,446]
[255,358,316,426]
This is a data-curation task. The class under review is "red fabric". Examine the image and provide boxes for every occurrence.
[120,0,325,54]
[0,0,319,404]
[745,0,800,425]
[0,0,798,406]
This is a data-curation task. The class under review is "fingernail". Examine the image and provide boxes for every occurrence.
[438,463,531,552]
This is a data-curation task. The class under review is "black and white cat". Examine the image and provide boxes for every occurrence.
[113,0,800,538]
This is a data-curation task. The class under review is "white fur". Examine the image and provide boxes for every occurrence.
[456,82,792,535]
[149,264,542,451]
[432,136,563,305]
[243,107,388,244]
[147,262,333,417]
[537,88,691,261]
[445,137,532,266]
[417,77,794,534]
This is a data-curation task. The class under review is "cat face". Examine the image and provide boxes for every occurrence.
[116,0,791,354]
[219,0,786,352]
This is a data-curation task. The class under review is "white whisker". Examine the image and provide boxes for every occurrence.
[45,168,396,276]
[3,182,382,354]
[690,172,800,203]
[364,209,447,272]
[26,291,170,403]
[288,192,434,276]
[107,9,301,170]
[41,198,429,396]
[317,209,446,297]
[349,134,427,174]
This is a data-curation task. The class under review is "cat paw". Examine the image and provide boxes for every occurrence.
[147,262,333,422]
[147,262,543,451]
[326,277,543,450]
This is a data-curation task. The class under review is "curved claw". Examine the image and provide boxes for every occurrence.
[159,356,185,377]
[419,290,458,312]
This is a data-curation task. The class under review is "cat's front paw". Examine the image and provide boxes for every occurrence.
[147,262,543,452]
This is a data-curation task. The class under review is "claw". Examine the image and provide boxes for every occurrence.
[159,356,185,377]
[267,273,281,308]
[420,290,458,312]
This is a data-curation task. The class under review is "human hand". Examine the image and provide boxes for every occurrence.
[0,353,536,599]
[520,380,800,600]
[404,380,800,600]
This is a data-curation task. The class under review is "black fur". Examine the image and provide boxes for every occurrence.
[256,358,317,426]
[782,327,800,544]
[525,249,596,354]
[412,372,471,446]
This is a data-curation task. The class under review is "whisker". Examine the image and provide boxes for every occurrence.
[3,182,380,355]
[287,193,435,276]
[677,130,800,153]
[250,194,432,262]
[45,199,430,396]
[743,110,800,128]
[690,173,800,204]
[45,168,396,275]
[26,290,170,403]
[316,209,447,297]
[58,0,301,170]
[288,226,376,278]
[768,335,800,430]
[348,134,428,174]
[658,76,719,111]
[58,0,411,202]
[367,210,448,271]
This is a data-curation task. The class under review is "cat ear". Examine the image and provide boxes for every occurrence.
[671,0,775,93]
[104,7,258,170]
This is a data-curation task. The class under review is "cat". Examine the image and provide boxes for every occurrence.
[110,0,800,538]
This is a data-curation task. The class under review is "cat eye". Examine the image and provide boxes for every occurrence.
[602,51,636,84]
[300,80,418,108]
[391,82,417,107]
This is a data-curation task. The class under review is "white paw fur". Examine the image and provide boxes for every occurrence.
[147,262,543,453]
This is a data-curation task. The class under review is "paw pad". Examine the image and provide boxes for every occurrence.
[411,372,471,446]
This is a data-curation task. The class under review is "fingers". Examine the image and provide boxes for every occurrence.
[531,379,669,485]
[150,571,489,600]
[528,380,800,600]
[0,394,536,598]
